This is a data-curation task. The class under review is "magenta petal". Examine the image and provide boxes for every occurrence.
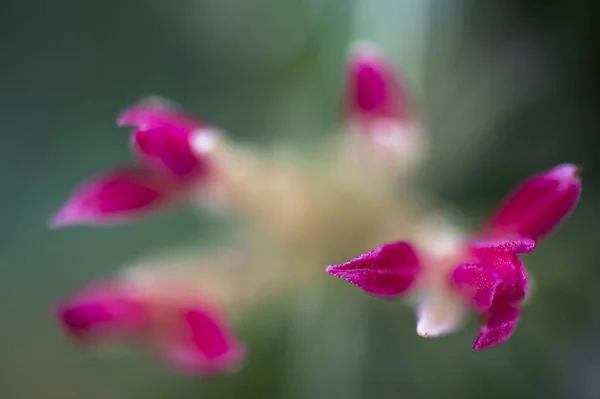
[55,281,150,341]
[133,127,206,179]
[452,264,502,312]
[493,257,528,303]
[325,241,420,296]
[163,307,244,375]
[346,42,409,122]
[486,163,582,241]
[473,302,521,351]
[471,237,536,254]
[50,167,173,228]
[117,99,203,133]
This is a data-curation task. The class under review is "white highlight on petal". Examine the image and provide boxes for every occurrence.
[191,129,218,155]
[416,291,464,338]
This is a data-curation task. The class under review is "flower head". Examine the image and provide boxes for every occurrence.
[342,42,426,174]
[327,165,581,350]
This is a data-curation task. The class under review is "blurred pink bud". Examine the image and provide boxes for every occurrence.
[473,302,520,351]
[326,241,420,296]
[56,280,245,376]
[56,281,150,340]
[119,100,212,180]
[346,42,409,123]
[162,307,245,375]
[50,167,173,228]
[485,164,582,241]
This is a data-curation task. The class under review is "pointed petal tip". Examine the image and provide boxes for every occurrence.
[471,302,520,351]
[325,242,420,297]
[347,40,386,60]
[49,204,95,229]
[117,96,181,127]
[416,322,458,338]
[547,163,582,180]
[325,264,339,275]
[48,209,71,229]
[49,168,172,227]
[416,294,464,338]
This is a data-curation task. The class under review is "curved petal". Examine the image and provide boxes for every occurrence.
[473,302,520,351]
[451,264,503,312]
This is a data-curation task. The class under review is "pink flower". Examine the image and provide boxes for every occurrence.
[56,278,244,376]
[342,42,425,172]
[326,164,581,350]
[118,99,211,181]
[51,99,218,228]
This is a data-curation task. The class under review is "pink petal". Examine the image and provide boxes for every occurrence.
[451,264,503,312]
[117,99,204,133]
[493,257,528,303]
[162,307,245,375]
[55,281,150,341]
[473,302,521,351]
[470,239,530,302]
[346,42,410,123]
[471,237,536,254]
[325,241,420,296]
[50,167,174,228]
[132,127,209,180]
[485,164,582,241]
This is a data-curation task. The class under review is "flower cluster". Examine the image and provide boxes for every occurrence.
[51,41,581,376]
[327,163,580,349]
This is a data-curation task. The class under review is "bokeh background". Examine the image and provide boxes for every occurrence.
[1,0,599,398]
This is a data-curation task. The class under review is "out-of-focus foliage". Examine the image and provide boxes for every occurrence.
[0,0,598,398]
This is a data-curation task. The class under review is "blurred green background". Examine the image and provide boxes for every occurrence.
[1,0,599,398]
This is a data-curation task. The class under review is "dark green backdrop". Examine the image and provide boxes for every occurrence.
[1,1,598,398]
